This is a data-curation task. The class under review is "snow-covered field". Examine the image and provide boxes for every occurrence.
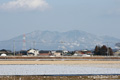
[0,64,120,75]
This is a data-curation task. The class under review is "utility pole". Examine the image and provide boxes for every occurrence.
[22,34,26,50]
[13,40,15,56]
[106,42,109,56]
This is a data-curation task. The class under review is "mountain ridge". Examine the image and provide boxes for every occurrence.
[0,30,119,51]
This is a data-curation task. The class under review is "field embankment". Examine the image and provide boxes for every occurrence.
[0,75,120,80]
[0,56,120,64]
[0,56,120,60]
[0,61,120,65]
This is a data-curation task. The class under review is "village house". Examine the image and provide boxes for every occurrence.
[63,51,74,56]
[74,51,84,56]
[27,49,39,56]
[81,50,92,54]
[74,50,92,56]
[63,50,69,55]
[39,50,51,56]
[0,49,12,56]
[51,51,62,57]
[82,50,93,56]
[0,49,11,54]
[16,50,27,56]
[51,50,72,56]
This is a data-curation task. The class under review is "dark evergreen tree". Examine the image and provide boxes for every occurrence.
[94,45,113,56]
[108,47,113,56]
[100,45,107,55]
[94,45,100,55]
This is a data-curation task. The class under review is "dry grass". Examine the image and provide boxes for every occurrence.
[0,60,120,65]
[1,75,120,80]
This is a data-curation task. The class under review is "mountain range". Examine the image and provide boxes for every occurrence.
[0,30,119,51]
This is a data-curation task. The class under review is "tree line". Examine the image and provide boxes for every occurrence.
[94,45,113,56]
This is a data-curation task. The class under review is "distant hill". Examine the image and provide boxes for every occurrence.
[0,30,119,51]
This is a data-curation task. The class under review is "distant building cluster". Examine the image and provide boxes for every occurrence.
[0,49,92,57]
[0,45,119,57]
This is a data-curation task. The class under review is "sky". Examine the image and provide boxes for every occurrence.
[0,0,120,41]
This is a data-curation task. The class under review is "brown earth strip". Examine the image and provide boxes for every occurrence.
[0,75,120,80]
[0,56,120,59]
[0,61,120,65]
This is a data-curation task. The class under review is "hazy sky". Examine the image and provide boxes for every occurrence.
[0,0,120,41]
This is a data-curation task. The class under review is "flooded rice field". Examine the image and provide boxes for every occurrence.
[0,64,120,80]
[0,64,120,75]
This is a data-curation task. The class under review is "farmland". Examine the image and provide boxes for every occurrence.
[0,57,120,80]
[0,64,120,80]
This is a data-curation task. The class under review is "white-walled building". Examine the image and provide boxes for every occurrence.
[51,51,61,57]
[27,49,39,56]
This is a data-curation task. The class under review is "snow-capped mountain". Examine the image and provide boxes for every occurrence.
[0,30,120,51]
